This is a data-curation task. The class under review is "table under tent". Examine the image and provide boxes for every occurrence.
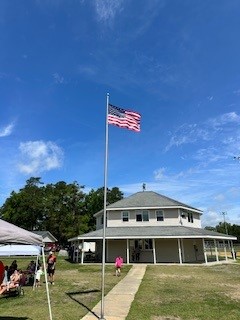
[0,218,53,320]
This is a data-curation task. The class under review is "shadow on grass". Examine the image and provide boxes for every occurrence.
[66,289,101,319]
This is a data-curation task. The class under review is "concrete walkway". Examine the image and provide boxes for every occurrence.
[81,264,147,320]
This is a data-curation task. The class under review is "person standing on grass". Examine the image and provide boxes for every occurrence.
[35,264,44,288]
[115,256,123,276]
[47,251,57,285]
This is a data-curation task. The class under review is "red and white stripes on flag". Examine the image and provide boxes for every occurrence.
[107,104,141,132]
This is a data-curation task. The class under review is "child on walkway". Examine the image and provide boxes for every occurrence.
[115,256,123,276]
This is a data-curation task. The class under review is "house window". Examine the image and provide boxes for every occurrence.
[188,212,194,223]
[136,210,149,222]
[122,211,129,222]
[156,210,164,221]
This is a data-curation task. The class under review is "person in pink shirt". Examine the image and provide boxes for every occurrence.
[115,256,123,276]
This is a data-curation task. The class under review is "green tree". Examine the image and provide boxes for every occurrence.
[36,181,86,244]
[0,177,45,230]
[84,187,123,230]
[0,178,124,244]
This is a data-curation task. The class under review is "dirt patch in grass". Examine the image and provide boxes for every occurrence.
[221,283,240,301]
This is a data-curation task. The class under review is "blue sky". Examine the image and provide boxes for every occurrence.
[0,0,240,227]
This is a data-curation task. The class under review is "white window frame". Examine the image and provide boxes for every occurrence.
[122,211,129,222]
[156,210,164,222]
[136,210,149,222]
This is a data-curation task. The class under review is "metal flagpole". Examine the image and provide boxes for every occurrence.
[100,93,110,320]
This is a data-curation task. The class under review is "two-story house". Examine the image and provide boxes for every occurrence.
[68,191,237,264]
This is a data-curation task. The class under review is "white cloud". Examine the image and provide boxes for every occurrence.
[52,72,64,84]
[78,65,97,77]
[0,122,15,137]
[165,123,210,151]
[18,140,64,174]
[154,167,166,180]
[201,210,223,227]
[94,0,124,22]
[165,112,240,153]
[207,96,213,101]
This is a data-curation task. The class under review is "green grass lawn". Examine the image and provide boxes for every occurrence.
[127,260,240,320]
[1,256,240,320]
[0,256,130,320]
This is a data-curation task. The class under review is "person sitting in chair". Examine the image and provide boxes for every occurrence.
[0,269,21,295]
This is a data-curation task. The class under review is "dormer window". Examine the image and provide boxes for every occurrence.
[156,210,164,221]
[136,210,149,222]
[122,211,129,222]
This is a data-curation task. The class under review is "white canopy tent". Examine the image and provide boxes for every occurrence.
[0,219,43,245]
[0,219,53,320]
[0,244,41,256]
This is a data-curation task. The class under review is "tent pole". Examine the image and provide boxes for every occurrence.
[42,247,53,320]
[33,255,39,290]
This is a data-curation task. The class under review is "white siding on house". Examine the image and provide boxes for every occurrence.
[179,210,202,228]
[107,208,201,228]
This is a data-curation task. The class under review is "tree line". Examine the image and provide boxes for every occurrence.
[0,177,123,245]
[1,177,239,244]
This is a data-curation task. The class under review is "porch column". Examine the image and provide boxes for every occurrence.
[76,240,80,263]
[180,239,185,263]
[177,238,182,264]
[81,240,84,264]
[223,240,228,261]
[153,239,156,264]
[202,239,208,264]
[75,241,78,263]
[126,239,129,264]
[214,239,219,262]
[231,240,236,261]
[73,242,76,262]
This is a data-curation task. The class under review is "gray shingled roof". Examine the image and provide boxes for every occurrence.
[106,191,202,212]
[32,231,57,241]
[68,226,236,241]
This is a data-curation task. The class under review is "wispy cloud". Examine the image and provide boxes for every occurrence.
[120,162,240,226]
[0,122,15,137]
[78,65,97,77]
[18,140,64,174]
[165,112,240,152]
[94,0,124,23]
[52,72,64,84]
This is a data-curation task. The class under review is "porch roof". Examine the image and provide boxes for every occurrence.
[68,226,237,242]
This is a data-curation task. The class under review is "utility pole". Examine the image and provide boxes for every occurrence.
[222,212,228,234]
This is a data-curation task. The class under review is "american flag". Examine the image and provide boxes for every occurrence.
[108,104,141,132]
